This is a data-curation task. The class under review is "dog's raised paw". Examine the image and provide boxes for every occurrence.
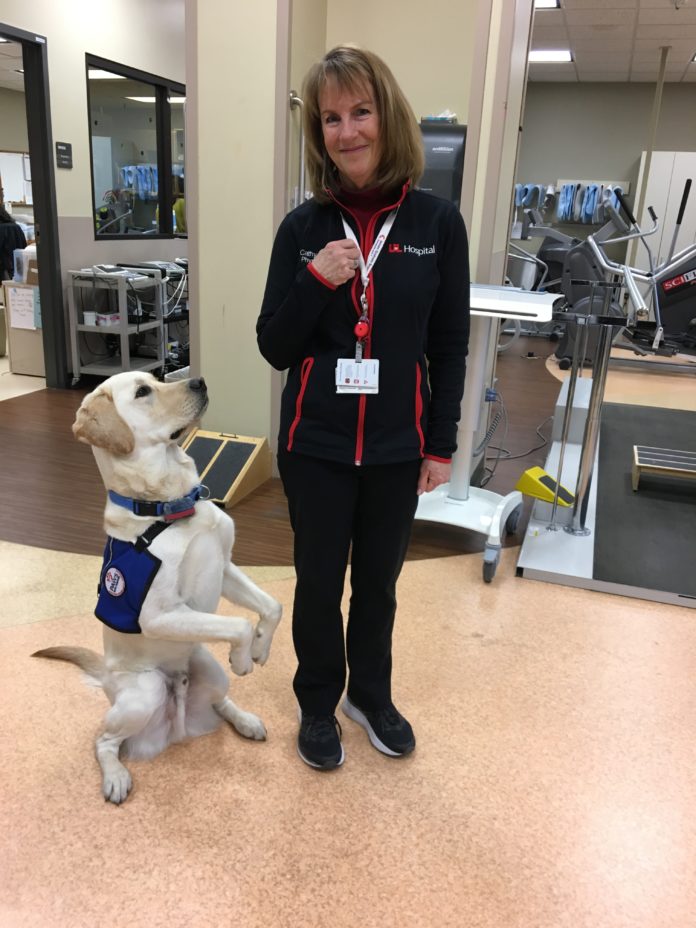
[251,630,272,666]
[228,646,253,677]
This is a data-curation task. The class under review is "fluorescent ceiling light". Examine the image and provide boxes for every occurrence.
[14,68,24,74]
[0,37,9,43]
[529,49,572,63]
[535,0,560,8]
[88,69,126,80]
[126,95,186,103]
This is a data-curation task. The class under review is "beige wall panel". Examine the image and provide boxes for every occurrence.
[287,0,327,213]
[186,0,278,437]
[325,0,475,125]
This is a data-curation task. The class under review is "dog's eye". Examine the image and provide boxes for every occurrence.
[135,385,152,399]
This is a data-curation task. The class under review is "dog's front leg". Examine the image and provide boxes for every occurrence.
[140,606,254,676]
[222,562,282,666]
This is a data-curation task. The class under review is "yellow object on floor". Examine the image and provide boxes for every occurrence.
[515,465,574,506]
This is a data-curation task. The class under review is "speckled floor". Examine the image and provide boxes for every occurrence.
[0,354,45,401]
[2,540,695,928]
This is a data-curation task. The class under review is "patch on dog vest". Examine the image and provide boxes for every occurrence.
[95,537,162,634]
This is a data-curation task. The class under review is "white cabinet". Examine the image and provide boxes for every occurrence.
[630,151,696,270]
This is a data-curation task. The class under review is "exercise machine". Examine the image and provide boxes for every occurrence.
[516,187,696,608]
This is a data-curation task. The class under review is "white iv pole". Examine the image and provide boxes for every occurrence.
[414,284,558,582]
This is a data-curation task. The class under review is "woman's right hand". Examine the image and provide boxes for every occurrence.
[311,239,361,286]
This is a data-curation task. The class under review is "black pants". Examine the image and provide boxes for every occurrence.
[277,448,421,716]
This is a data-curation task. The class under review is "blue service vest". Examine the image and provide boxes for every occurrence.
[95,536,163,634]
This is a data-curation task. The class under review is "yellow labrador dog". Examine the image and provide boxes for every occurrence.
[34,371,282,804]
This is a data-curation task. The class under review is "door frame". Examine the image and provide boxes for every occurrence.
[0,21,66,387]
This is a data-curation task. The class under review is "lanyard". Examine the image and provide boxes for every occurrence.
[341,208,399,360]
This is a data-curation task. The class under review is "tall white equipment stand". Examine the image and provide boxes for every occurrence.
[414,284,558,582]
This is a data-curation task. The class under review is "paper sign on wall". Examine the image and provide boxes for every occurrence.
[7,286,41,330]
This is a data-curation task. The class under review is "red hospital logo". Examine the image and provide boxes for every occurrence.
[388,243,403,254]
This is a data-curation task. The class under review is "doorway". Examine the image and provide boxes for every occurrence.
[0,22,66,389]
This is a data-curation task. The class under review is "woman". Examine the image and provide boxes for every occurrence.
[257,46,470,770]
[0,206,27,282]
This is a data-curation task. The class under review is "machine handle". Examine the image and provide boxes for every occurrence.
[622,265,646,310]
[676,178,692,225]
[615,189,637,225]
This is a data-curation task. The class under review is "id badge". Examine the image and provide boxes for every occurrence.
[335,358,380,394]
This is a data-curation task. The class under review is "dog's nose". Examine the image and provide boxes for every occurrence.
[188,377,207,394]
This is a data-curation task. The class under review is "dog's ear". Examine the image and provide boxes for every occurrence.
[72,389,135,455]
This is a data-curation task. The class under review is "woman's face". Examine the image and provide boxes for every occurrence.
[318,79,381,190]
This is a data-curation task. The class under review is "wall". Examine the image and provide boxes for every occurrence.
[0,0,187,279]
[287,0,327,213]
[186,0,279,437]
[516,82,696,199]
[325,0,474,124]
[0,85,27,150]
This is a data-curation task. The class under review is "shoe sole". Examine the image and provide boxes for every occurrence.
[341,697,414,757]
[296,742,345,770]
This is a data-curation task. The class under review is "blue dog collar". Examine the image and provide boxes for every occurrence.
[108,485,208,522]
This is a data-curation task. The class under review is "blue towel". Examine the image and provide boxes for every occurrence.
[556,183,575,222]
[581,184,599,223]
[120,165,136,189]
[609,185,623,211]
[526,184,544,207]
[572,184,586,222]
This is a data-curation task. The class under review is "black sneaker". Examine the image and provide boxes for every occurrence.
[297,712,345,770]
[342,697,415,756]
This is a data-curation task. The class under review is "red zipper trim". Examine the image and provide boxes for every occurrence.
[287,356,314,451]
[415,362,425,457]
[327,184,409,466]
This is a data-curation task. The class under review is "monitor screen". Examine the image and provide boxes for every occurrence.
[419,122,467,207]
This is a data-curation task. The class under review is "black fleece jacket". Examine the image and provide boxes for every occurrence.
[257,185,470,467]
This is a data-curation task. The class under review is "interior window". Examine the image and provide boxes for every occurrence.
[169,96,186,234]
[86,58,186,239]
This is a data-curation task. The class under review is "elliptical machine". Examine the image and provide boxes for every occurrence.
[521,202,632,368]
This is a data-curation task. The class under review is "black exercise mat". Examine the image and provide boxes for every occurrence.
[594,403,696,598]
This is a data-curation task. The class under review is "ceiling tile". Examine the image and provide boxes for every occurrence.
[565,9,637,25]
[564,0,637,9]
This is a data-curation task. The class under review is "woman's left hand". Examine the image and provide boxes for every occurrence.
[417,459,451,495]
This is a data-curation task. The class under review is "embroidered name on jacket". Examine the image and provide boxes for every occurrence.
[388,243,436,256]
[95,536,162,634]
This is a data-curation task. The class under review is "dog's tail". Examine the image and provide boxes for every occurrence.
[32,646,108,684]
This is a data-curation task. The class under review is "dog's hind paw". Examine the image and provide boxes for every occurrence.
[102,765,133,804]
[231,710,267,741]
[214,698,267,740]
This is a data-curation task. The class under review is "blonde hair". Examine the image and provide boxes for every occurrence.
[302,46,425,204]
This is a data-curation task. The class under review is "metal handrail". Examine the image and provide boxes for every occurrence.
[289,90,306,208]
